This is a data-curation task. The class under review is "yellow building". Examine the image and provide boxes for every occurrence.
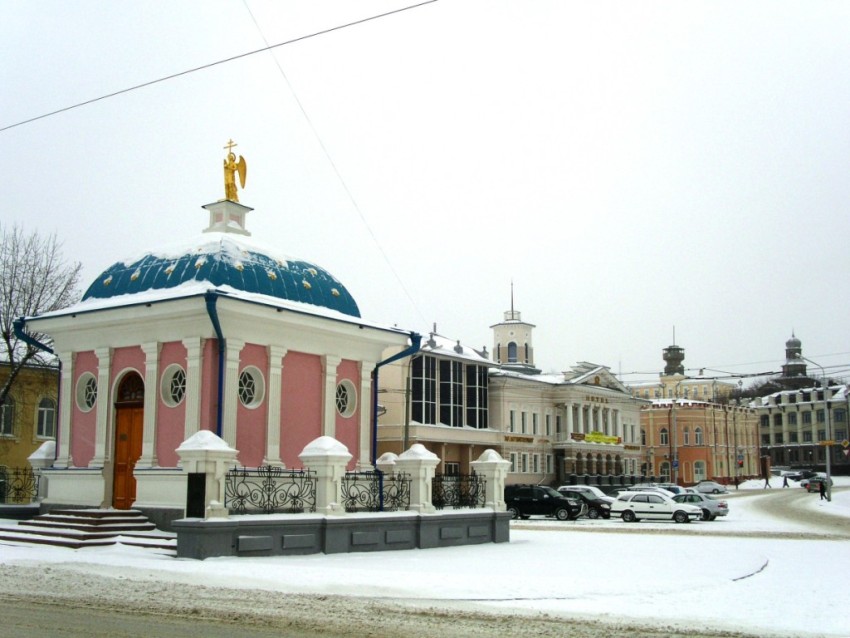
[1,362,58,500]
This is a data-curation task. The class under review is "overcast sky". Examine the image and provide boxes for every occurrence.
[3,1,849,385]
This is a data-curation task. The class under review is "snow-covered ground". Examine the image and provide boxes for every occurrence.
[1,478,848,638]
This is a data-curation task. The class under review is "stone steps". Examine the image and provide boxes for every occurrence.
[0,508,176,554]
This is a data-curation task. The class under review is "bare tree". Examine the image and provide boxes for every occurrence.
[0,223,81,406]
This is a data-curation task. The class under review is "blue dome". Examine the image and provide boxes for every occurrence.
[82,234,360,318]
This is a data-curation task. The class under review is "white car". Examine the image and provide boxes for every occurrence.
[611,491,702,523]
[695,480,728,495]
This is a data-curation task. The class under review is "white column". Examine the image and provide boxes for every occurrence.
[91,347,112,467]
[615,410,623,440]
[56,351,74,467]
[357,360,375,470]
[321,355,342,438]
[138,342,160,468]
[264,346,287,467]
[565,403,574,436]
[182,338,202,440]
[222,338,244,449]
[606,408,613,436]
[576,403,584,434]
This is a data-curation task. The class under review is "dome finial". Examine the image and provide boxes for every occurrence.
[223,139,247,203]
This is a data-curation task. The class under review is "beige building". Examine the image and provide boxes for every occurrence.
[376,331,499,475]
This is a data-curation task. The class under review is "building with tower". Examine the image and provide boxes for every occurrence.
[16,143,415,524]
[750,333,849,474]
[629,343,758,485]
[490,288,540,375]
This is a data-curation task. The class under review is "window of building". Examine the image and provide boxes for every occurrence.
[161,365,187,407]
[760,415,769,427]
[545,414,551,436]
[507,342,518,363]
[695,427,703,445]
[762,434,770,445]
[818,430,826,441]
[521,454,528,473]
[790,432,798,443]
[660,428,669,445]
[546,454,553,474]
[775,433,784,443]
[694,460,707,482]
[411,355,436,424]
[556,415,562,433]
[521,411,527,434]
[532,454,539,473]
[659,462,671,482]
[816,410,825,423]
[803,431,812,442]
[835,409,846,423]
[532,413,539,435]
[803,412,812,425]
[0,397,15,436]
[465,365,488,429]
[36,398,56,439]
[773,413,782,426]
[683,428,690,445]
[335,379,357,417]
[509,452,517,472]
[834,429,846,441]
[75,373,98,412]
[443,462,460,476]
[509,410,516,433]
[641,429,646,446]
[788,412,797,425]
[438,359,463,426]
[238,367,265,409]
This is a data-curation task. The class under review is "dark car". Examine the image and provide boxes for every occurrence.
[504,484,584,520]
[557,487,612,519]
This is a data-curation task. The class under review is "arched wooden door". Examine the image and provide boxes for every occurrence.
[113,372,144,509]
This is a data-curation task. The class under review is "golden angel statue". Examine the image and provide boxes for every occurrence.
[223,139,247,202]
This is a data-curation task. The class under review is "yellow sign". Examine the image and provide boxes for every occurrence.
[818,440,836,446]
[584,431,622,445]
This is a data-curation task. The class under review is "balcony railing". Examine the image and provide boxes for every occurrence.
[225,466,316,514]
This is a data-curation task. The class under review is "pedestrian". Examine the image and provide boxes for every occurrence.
[734,476,739,490]
[819,480,827,500]
[763,475,771,489]
[782,474,789,488]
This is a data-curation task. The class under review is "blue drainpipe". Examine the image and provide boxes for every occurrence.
[204,291,226,438]
[371,332,421,511]
[13,317,60,460]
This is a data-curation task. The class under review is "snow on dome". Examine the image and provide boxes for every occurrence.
[81,232,360,318]
[176,429,236,452]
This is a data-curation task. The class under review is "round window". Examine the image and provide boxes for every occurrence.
[335,380,357,418]
[75,373,98,412]
[161,364,186,407]
[238,366,265,408]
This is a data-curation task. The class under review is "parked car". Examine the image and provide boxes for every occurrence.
[557,487,612,519]
[672,492,729,521]
[627,484,675,496]
[504,485,584,520]
[695,480,728,494]
[655,483,685,495]
[803,476,833,492]
[557,485,615,504]
[611,491,702,523]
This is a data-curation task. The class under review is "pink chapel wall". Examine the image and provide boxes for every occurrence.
[70,351,98,467]
[280,351,322,468]
[335,359,361,470]
[112,346,144,385]
[235,343,269,467]
[156,341,188,467]
[198,338,219,434]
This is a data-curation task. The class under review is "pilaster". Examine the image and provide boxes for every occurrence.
[357,360,375,470]
[138,342,161,468]
[222,338,244,449]
[56,351,74,467]
[321,355,342,438]
[90,347,112,467]
[183,338,203,440]
[264,346,287,467]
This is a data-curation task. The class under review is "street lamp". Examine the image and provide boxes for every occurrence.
[795,354,832,502]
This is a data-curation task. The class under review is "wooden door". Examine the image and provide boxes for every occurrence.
[113,373,144,509]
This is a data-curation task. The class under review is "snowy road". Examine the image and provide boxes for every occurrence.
[0,480,847,638]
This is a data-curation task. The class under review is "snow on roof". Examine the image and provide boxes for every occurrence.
[420,332,492,365]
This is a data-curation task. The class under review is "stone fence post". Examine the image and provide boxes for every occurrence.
[375,452,398,475]
[176,430,238,519]
[470,448,511,511]
[394,443,440,513]
[299,436,352,516]
[28,440,56,502]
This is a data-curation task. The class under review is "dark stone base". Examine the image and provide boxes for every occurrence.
[38,503,184,531]
[173,510,512,559]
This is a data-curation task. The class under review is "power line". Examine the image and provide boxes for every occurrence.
[241,1,429,327]
[0,0,439,133]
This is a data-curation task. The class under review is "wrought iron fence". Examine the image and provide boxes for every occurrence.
[341,471,411,512]
[225,466,316,514]
[431,473,486,510]
[0,467,39,504]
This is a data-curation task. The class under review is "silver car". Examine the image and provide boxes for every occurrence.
[695,480,728,494]
[673,492,729,521]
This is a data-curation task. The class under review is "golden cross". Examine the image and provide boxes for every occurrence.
[223,139,237,153]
